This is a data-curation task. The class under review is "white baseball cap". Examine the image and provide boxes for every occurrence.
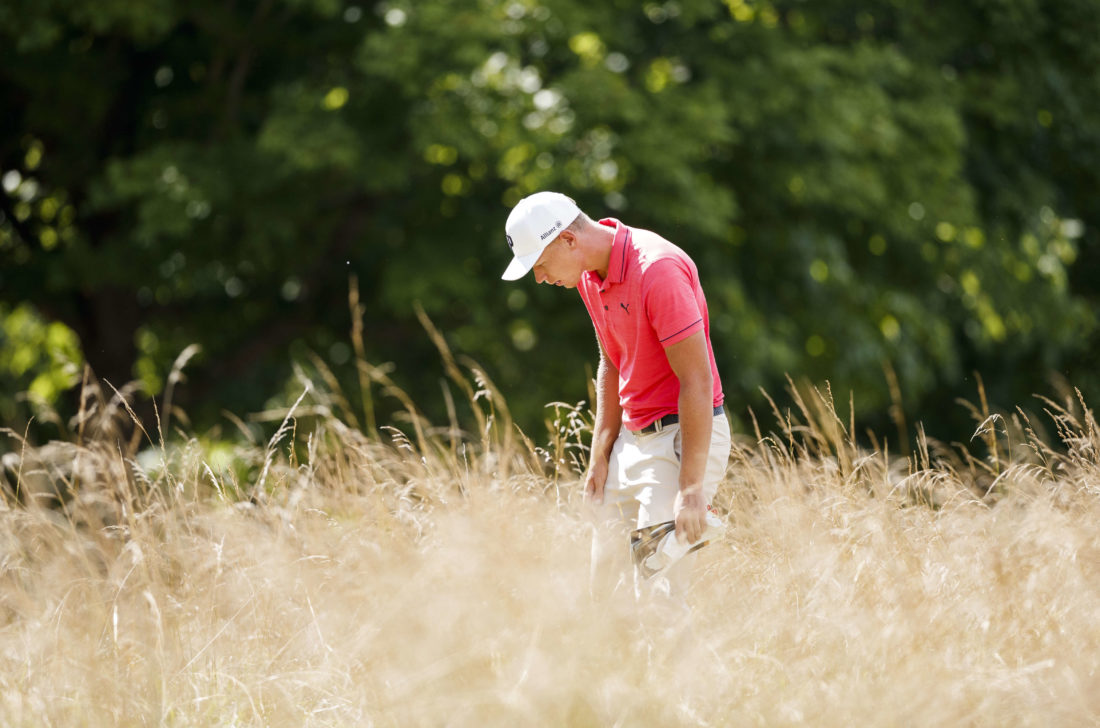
[501,191,581,280]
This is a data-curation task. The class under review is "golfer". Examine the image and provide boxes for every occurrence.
[502,191,731,587]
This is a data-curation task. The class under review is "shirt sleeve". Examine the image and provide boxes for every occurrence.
[642,258,705,348]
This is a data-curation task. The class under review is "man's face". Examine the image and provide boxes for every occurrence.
[532,236,582,288]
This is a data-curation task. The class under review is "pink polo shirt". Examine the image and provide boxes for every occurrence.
[577,218,723,431]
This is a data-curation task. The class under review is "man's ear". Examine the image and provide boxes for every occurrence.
[559,230,577,247]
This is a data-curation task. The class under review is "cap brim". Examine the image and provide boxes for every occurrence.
[501,251,540,281]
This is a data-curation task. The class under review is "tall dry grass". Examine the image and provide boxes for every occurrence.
[1,331,1099,726]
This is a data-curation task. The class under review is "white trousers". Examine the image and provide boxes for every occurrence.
[600,412,731,528]
[590,413,732,599]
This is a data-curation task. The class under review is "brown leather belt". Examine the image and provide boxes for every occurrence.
[637,405,724,434]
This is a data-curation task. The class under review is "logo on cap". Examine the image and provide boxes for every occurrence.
[506,234,515,251]
[539,220,564,240]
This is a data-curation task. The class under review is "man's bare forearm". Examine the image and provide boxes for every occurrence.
[592,349,623,462]
[663,331,714,494]
[676,373,713,493]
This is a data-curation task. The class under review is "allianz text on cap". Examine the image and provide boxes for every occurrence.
[502,191,581,280]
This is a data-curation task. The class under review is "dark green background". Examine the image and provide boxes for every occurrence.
[2,0,1098,448]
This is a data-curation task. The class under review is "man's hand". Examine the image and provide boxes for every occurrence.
[674,487,707,544]
[584,454,609,505]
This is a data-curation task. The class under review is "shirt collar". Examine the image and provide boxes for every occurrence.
[595,217,629,292]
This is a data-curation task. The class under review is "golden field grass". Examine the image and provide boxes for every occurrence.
[1,364,1099,727]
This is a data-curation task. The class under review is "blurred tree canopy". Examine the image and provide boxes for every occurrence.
[1,0,1098,445]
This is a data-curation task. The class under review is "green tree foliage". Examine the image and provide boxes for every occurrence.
[0,303,82,427]
[1,0,1097,442]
